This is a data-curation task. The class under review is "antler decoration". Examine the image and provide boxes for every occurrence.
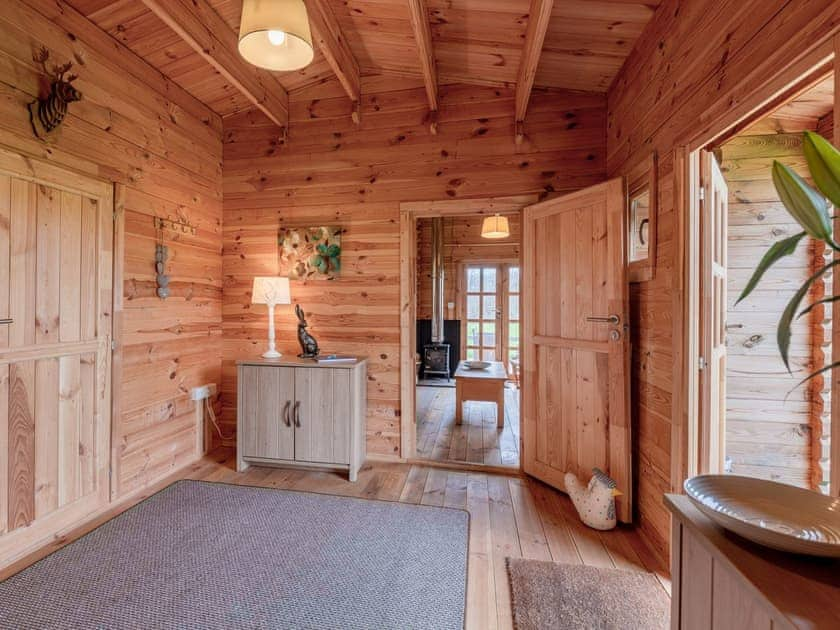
[28,46,83,140]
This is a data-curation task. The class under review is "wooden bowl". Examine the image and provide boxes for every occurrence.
[684,475,840,557]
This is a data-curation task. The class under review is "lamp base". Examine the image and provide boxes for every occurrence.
[261,349,282,359]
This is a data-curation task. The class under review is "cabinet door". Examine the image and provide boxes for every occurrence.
[241,366,295,460]
[294,368,350,464]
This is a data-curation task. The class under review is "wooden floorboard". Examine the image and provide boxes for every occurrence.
[417,386,520,469]
[5,448,669,626]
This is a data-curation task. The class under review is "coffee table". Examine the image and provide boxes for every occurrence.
[454,360,508,427]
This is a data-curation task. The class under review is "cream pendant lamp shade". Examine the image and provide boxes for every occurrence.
[481,214,510,239]
[238,0,314,71]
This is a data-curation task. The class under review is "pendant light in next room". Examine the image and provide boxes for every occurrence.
[481,214,510,239]
[238,0,314,71]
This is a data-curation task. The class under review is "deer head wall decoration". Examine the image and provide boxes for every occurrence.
[28,46,83,140]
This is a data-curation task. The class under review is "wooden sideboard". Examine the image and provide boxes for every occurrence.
[666,494,840,629]
[236,357,367,481]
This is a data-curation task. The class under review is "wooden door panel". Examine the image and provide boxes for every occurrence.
[0,153,112,566]
[523,178,631,522]
[295,368,350,465]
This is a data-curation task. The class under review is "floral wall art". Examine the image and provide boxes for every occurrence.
[279,226,343,280]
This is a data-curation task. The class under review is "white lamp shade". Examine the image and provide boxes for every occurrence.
[251,277,291,305]
[238,0,314,71]
[481,214,510,239]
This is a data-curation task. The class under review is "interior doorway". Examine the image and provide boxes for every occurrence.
[399,195,536,469]
[414,217,522,468]
[693,72,835,491]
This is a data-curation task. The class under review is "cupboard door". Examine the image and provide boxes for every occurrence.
[241,366,294,460]
[294,368,350,465]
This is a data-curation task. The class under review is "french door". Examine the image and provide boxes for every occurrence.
[463,264,520,366]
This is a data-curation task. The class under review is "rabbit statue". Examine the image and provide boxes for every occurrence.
[295,304,320,358]
[564,467,621,531]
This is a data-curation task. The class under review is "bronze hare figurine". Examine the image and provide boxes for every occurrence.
[296,304,320,358]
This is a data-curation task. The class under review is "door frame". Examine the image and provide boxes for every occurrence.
[398,195,537,461]
[675,43,837,488]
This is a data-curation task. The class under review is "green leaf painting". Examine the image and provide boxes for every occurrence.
[279,226,343,280]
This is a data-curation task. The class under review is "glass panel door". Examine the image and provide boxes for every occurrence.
[506,266,520,364]
[465,265,501,361]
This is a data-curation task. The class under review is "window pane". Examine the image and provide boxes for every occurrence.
[509,322,520,348]
[509,349,520,362]
[467,295,480,319]
[509,295,519,321]
[482,267,497,292]
[466,322,480,346]
[482,322,496,347]
[467,268,481,292]
[482,349,496,361]
[466,348,479,361]
[482,295,496,320]
[509,266,520,293]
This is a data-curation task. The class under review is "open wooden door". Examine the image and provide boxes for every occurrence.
[522,178,631,522]
[699,151,728,474]
[0,147,113,567]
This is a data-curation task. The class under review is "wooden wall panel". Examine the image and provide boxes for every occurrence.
[607,0,840,564]
[0,0,223,499]
[720,133,822,489]
[223,76,606,457]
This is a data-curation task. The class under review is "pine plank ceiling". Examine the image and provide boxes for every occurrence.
[66,0,661,121]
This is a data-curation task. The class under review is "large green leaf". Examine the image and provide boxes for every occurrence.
[798,294,840,319]
[772,161,832,241]
[778,260,840,372]
[803,131,840,208]
[736,231,806,304]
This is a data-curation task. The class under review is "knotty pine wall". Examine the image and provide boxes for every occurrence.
[222,76,606,457]
[719,133,826,490]
[607,0,840,562]
[416,214,521,321]
[0,0,223,497]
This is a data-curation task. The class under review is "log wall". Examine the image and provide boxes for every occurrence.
[0,0,223,497]
[222,76,606,456]
[607,0,840,562]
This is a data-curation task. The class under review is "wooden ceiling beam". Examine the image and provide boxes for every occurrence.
[305,0,362,123]
[140,0,289,128]
[515,0,554,143]
[406,0,439,134]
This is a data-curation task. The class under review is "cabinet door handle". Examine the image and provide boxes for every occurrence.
[294,400,301,428]
[282,400,291,427]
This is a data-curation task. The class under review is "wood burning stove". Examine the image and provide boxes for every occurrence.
[423,343,451,379]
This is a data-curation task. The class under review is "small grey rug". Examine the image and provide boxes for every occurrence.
[0,480,468,629]
[507,559,669,630]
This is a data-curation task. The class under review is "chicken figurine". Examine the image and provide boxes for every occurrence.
[564,467,622,531]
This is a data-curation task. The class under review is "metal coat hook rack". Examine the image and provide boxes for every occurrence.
[154,216,196,236]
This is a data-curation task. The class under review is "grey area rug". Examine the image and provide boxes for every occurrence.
[507,559,669,630]
[0,480,468,630]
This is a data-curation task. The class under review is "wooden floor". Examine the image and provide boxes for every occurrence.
[7,449,670,629]
[416,386,520,468]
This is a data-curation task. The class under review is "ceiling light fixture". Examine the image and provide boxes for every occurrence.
[238,0,314,71]
[481,214,510,239]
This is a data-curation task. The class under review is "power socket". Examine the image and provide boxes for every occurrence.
[190,383,217,401]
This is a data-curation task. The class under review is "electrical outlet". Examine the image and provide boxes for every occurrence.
[190,383,217,401]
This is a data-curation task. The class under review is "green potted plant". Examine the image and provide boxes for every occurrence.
[737,131,840,386]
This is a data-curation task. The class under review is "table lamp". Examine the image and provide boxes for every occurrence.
[251,276,291,358]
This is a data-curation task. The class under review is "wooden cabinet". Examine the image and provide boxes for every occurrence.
[666,494,840,630]
[236,357,367,481]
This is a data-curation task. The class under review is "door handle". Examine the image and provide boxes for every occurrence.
[586,314,620,325]
[0,319,12,325]
[294,401,301,428]
[282,400,291,427]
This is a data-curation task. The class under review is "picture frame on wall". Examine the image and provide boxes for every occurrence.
[627,152,657,283]
[278,226,343,280]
